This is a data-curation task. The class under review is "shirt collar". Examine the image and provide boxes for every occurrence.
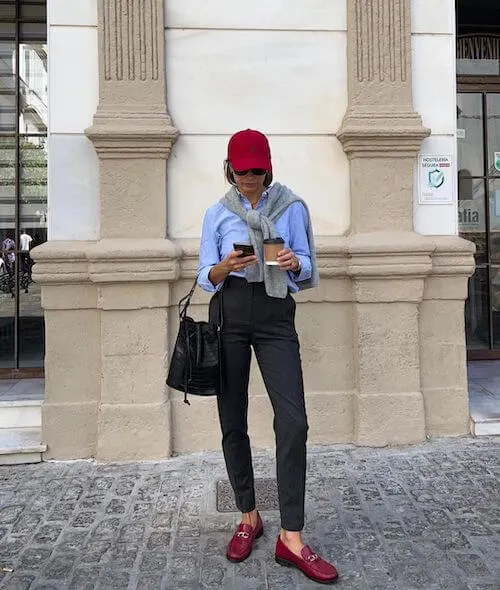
[237,188,270,210]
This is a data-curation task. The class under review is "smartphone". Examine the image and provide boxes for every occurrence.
[233,243,255,257]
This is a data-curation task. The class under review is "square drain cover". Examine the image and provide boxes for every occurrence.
[216,478,279,512]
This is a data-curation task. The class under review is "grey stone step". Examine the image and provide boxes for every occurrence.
[0,378,44,402]
[0,427,46,464]
[470,416,500,437]
[0,399,42,429]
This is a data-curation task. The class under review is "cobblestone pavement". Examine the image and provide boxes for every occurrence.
[0,438,498,590]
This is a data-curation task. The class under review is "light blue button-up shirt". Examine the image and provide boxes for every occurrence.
[197,189,312,293]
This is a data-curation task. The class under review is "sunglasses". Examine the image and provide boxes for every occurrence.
[233,168,267,176]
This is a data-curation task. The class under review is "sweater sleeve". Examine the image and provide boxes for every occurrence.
[287,202,312,283]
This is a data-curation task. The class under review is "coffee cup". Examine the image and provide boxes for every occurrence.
[263,238,285,265]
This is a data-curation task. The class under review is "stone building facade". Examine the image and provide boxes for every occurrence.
[32,0,475,460]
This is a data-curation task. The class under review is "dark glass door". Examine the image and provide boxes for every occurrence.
[458,92,500,355]
[0,0,47,371]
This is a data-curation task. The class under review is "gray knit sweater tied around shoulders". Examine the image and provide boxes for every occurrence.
[220,182,319,299]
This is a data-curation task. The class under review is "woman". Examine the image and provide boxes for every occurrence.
[197,129,338,585]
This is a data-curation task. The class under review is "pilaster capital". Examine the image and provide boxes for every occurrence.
[31,239,183,286]
[86,111,178,159]
[429,235,476,277]
[338,108,430,158]
[87,239,182,283]
[347,231,433,282]
[31,241,93,284]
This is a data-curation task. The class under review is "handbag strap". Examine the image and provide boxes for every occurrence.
[178,276,198,321]
[178,275,225,328]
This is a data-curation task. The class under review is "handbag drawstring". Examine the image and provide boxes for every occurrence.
[180,277,198,405]
[183,320,191,406]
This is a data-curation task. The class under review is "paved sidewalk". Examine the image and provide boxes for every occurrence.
[0,438,498,590]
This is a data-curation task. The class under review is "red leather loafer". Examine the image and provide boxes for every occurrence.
[226,514,264,562]
[275,537,338,584]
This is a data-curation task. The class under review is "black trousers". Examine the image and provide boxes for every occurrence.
[209,276,308,531]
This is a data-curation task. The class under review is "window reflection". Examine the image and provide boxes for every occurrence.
[0,24,16,133]
[0,1,46,369]
[19,43,47,134]
[487,94,500,178]
[457,94,484,177]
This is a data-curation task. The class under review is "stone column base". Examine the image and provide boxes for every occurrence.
[33,234,474,459]
[32,239,181,461]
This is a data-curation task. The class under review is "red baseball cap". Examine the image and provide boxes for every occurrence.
[227,129,272,172]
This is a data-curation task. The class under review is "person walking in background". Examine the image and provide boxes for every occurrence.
[1,236,16,297]
[197,129,338,585]
[0,256,14,297]
[19,229,33,292]
[2,236,15,277]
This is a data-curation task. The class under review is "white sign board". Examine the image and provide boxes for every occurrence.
[418,155,454,204]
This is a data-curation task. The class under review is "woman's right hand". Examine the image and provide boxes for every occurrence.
[223,250,258,273]
[209,250,258,286]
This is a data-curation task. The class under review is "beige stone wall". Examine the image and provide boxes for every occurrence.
[34,234,473,459]
[169,231,474,454]
[32,0,475,460]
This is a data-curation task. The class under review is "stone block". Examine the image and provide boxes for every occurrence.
[354,392,426,446]
[42,401,98,460]
[101,354,167,405]
[97,402,171,461]
[101,309,166,357]
[422,387,469,436]
[44,309,101,404]
[356,303,420,394]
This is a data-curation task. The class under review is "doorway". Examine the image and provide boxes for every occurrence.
[457,91,500,356]
[0,0,47,373]
[456,0,500,359]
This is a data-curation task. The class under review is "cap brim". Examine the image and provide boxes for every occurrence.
[229,156,271,171]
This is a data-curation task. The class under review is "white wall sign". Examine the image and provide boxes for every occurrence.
[457,129,466,139]
[418,155,454,204]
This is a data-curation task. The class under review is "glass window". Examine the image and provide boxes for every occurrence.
[0,136,16,367]
[0,24,16,133]
[457,94,484,177]
[490,179,500,262]
[20,1,46,21]
[457,59,500,76]
[465,268,490,350]
[0,0,46,369]
[0,1,15,19]
[487,94,500,178]
[459,179,487,264]
[457,34,500,76]
[489,179,500,349]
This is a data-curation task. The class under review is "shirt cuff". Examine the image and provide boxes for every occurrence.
[289,254,312,283]
[197,265,224,293]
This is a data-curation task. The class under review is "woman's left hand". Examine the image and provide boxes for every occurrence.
[277,248,300,272]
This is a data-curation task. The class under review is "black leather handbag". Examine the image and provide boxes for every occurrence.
[166,277,223,404]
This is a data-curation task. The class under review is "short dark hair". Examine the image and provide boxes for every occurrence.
[223,159,273,188]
